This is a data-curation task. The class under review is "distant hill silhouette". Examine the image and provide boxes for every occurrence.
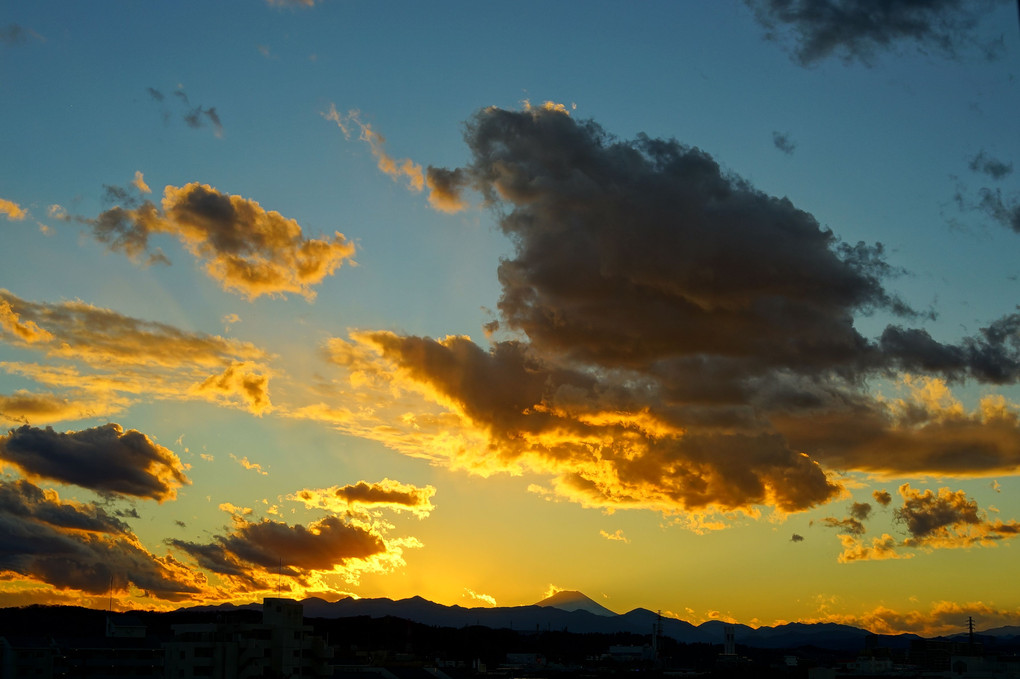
[535,590,617,616]
[172,594,962,651]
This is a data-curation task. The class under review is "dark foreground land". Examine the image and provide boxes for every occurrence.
[1,604,1019,678]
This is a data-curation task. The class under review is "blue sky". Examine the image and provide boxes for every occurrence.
[2,1,1020,634]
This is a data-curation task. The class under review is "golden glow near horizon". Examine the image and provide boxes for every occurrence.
[2,1,1020,638]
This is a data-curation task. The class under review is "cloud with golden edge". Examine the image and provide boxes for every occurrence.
[230,454,269,476]
[599,529,630,543]
[0,479,211,602]
[317,331,839,517]
[168,502,422,598]
[805,600,1020,637]
[0,390,128,426]
[0,198,28,220]
[0,300,52,343]
[463,588,497,607]
[0,423,189,502]
[325,104,471,213]
[0,290,273,418]
[88,181,355,300]
[132,170,151,194]
[290,478,436,518]
[835,483,1020,562]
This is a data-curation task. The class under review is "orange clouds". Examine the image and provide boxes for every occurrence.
[0,290,273,420]
[291,478,436,518]
[811,600,1020,637]
[169,490,425,598]
[90,182,356,300]
[325,104,470,213]
[831,483,1020,562]
[320,330,839,515]
[0,198,28,220]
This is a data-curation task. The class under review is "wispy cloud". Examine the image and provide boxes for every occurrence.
[0,289,273,418]
[230,453,269,476]
[147,86,224,137]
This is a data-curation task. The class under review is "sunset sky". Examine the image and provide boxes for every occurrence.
[2,1,1020,636]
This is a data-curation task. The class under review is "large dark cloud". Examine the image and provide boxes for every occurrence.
[0,423,189,501]
[0,479,206,599]
[330,105,1020,518]
[745,0,1006,66]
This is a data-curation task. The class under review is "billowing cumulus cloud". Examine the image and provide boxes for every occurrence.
[746,0,1006,66]
[89,182,356,300]
[291,478,436,518]
[317,105,1020,524]
[0,289,273,418]
[836,483,1020,561]
[896,483,1020,548]
[0,423,189,502]
[0,198,28,220]
[0,479,208,600]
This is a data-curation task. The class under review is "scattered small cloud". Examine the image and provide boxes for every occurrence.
[0,24,43,46]
[290,479,436,518]
[772,130,796,155]
[464,588,497,607]
[230,453,269,476]
[873,489,893,506]
[146,86,224,137]
[266,0,318,7]
[791,533,805,542]
[132,171,151,194]
[599,528,630,543]
[0,198,28,221]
